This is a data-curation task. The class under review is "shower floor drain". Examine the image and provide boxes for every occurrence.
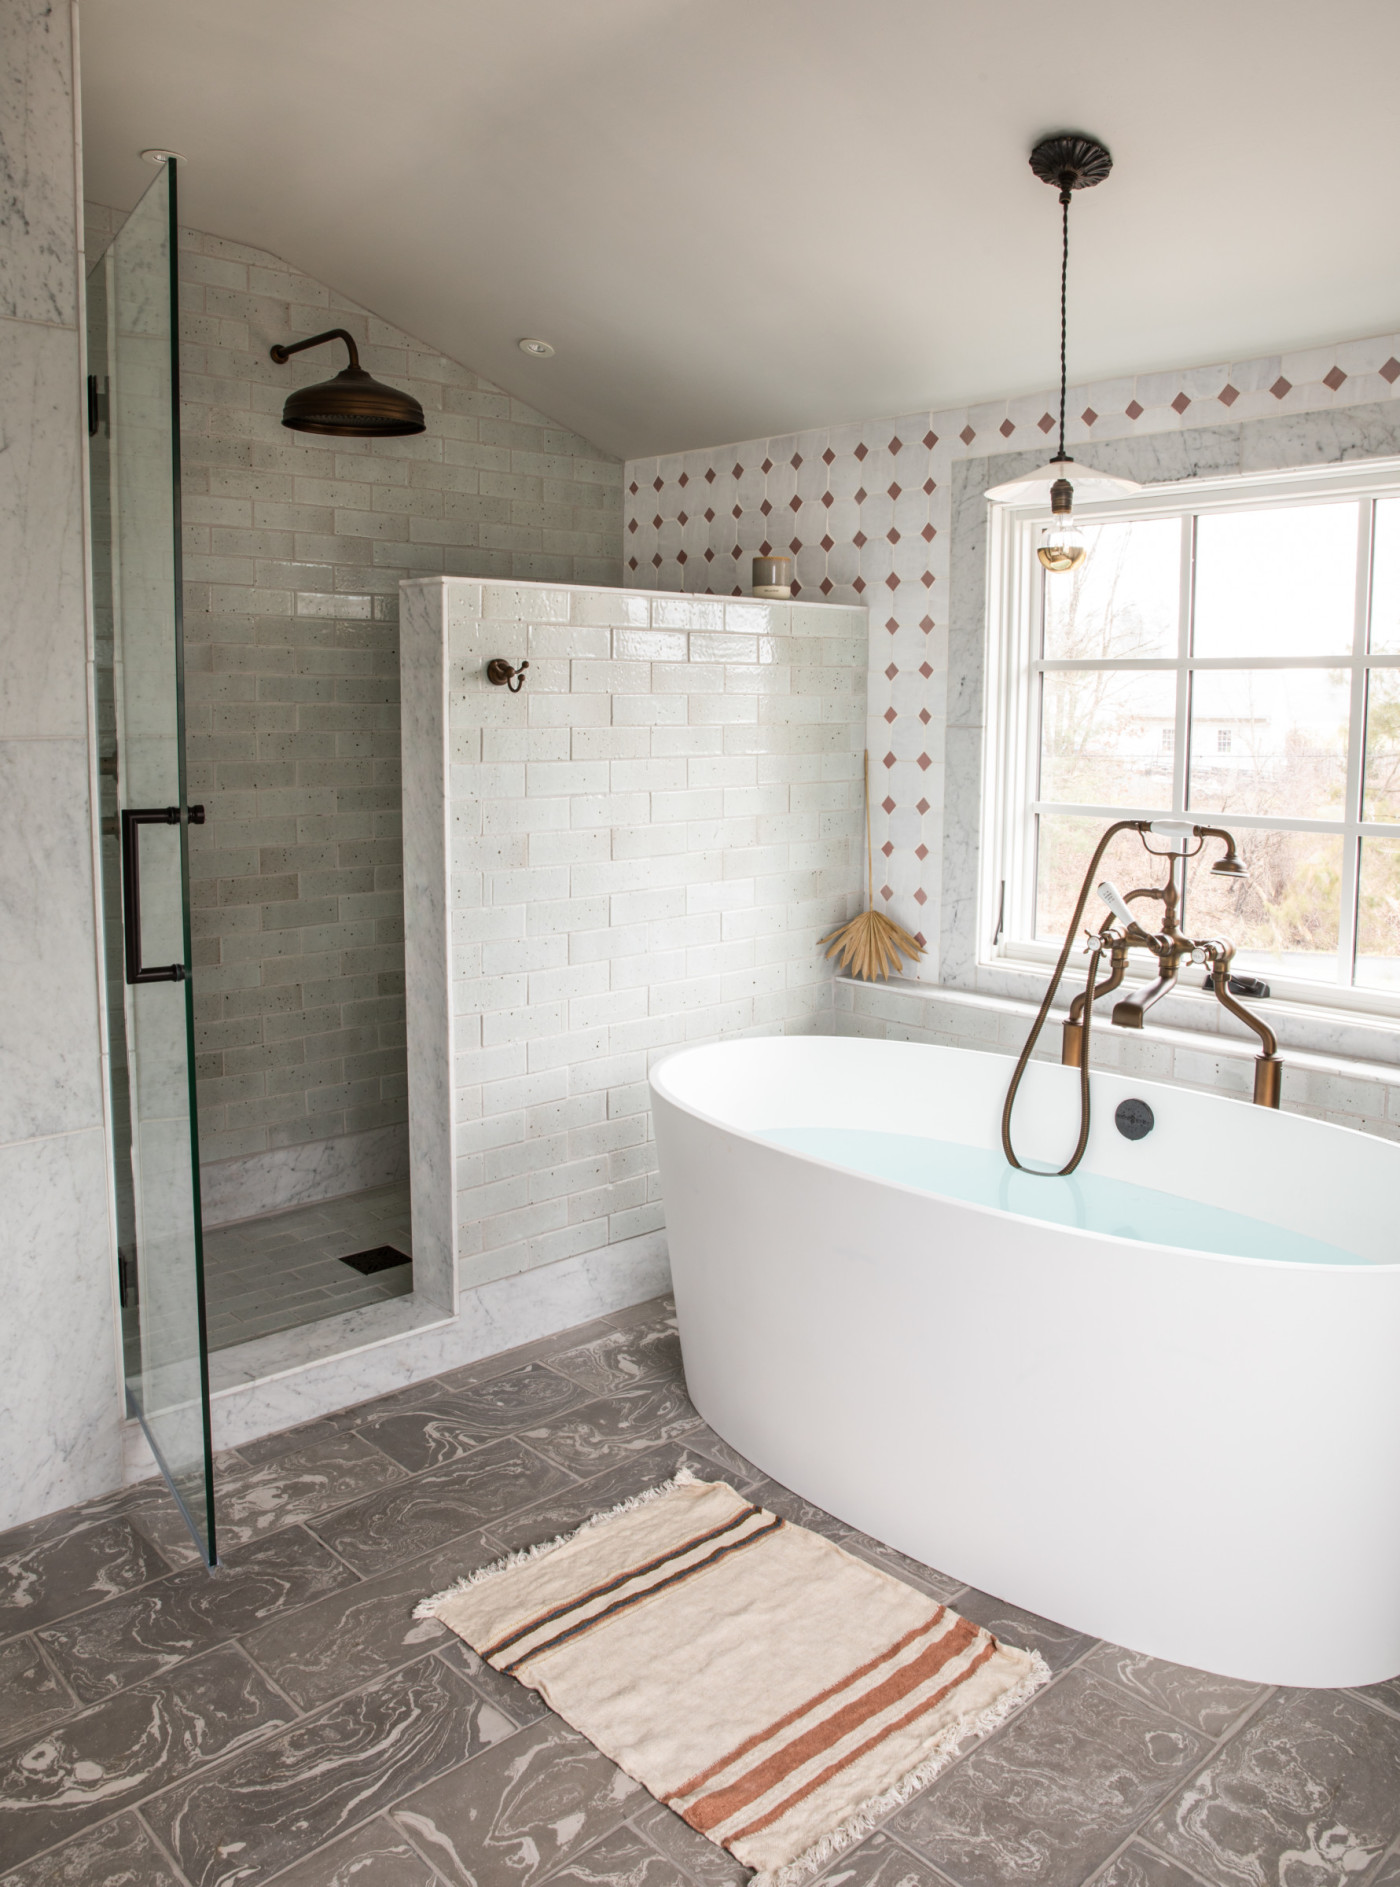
[337,1245,411,1275]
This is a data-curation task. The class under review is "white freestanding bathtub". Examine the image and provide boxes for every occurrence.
[650,1034,1400,1688]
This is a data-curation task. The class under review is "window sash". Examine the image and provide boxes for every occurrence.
[982,456,1400,1019]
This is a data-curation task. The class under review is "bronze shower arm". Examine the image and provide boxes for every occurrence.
[270,327,361,370]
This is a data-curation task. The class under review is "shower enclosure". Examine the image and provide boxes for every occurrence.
[88,159,216,1563]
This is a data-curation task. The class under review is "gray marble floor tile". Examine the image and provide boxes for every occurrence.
[235,1417,354,1466]
[435,1321,620,1394]
[832,1529,967,1605]
[435,1640,552,1729]
[740,1477,850,1539]
[1372,1844,1400,1887]
[815,1830,954,1887]
[946,1589,1099,1673]
[1355,1675,1400,1722]
[240,1815,439,1887]
[211,1430,409,1550]
[888,1669,1209,1887]
[309,1438,577,1577]
[482,1439,725,1556]
[414,1363,591,1438]
[1143,1687,1400,1887]
[345,1364,590,1473]
[536,1825,692,1887]
[0,1642,294,1871]
[323,1380,451,1435]
[36,1526,358,1703]
[0,1513,171,1638]
[521,1383,701,1476]
[1091,1843,1213,1887]
[1081,1646,1266,1739]
[604,1295,674,1331]
[341,1398,491,1474]
[627,1800,752,1887]
[548,1316,683,1397]
[680,1424,766,1490]
[390,1712,643,1887]
[0,1811,183,1887]
[145,1656,512,1887]
[242,1532,500,1712]
[0,1637,74,1747]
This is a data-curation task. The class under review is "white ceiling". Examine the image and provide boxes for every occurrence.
[79,0,1400,462]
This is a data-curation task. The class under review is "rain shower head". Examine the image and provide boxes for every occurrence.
[270,328,425,437]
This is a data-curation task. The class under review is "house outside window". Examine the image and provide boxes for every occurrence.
[983,460,1400,1013]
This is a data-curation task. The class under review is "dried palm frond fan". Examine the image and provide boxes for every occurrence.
[820,751,925,980]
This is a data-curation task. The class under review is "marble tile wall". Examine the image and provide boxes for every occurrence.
[623,328,1400,1003]
[85,200,625,1216]
[0,1,125,1527]
[402,578,867,1296]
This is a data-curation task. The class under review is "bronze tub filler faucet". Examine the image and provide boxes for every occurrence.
[1002,819,1282,1176]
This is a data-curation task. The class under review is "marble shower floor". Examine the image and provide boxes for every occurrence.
[201,1182,413,1351]
[3,1298,1400,1887]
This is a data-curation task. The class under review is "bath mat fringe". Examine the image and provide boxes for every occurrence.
[418,1471,1049,1880]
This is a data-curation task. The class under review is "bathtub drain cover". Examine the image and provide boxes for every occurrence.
[1115,1098,1155,1141]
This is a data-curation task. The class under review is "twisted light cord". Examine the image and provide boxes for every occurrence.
[1057,186,1070,460]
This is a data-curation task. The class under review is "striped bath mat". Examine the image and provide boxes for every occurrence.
[416,1472,1048,1885]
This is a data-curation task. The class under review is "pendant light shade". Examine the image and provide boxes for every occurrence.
[986,135,1138,563]
[270,328,425,437]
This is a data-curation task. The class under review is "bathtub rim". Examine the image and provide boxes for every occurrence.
[649,1035,1400,1275]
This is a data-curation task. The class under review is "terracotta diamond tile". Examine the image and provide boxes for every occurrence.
[820,491,834,507]
[914,930,927,947]
[884,707,897,723]
[652,553,663,567]
[677,511,688,526]
[919,661,933,678]
[1126,400,1144,420]
[1171,392,1191,414]
[959,425,975,445]
[916,797,930,815]
[791,581,802,596]
[789,538,802,554]
[855,443,869,461]
[888,482,901,499]
[733,504,742,519]
[628,556,638,570]
[914,887,928,905]
[760,499,772,515]
[887,527,901,544]
[820,534,834,552]
[704,507,715,522]
[853,577,866,594]
[885,573,900,589]
[885,617,898,633]
[889,436,902,454]
[882,796,895,814]
[1383,359,1400,384]
[1081,407,1097,426]
[731,545,742,558]
[732,462,744,477]
[919,615,934,632]
[881,885,893,900]
[791,452,803,469]
[730,585,742,595]
[677,550,688,564]
[885,662,898,679]
[628,518,638,533]
[789,495,801,511]
[704,547,715,562]
[1219,385,1239,407]
[917,753,932,770]
[628,481,638,495]
[882,840,894,856]
[653,476,664,490]
[759,539,772,555]
[882,751,895,768]
[1039,413,1056,433]
[921,523,936,542]
[820,577,833,594]
[920,572,935,588]
[915,843,929,861]
[822,447,836,465]
[999,419,1015,438]
[679,472,689,487]
[854,531,867,548]
[922,478,935,495]
[923,430,938,448]
[1271,377,1291,399]
[1324,366,1347,391]
[919,708,931,724]
[854,486,868,504]
[761,458,773,473]
[652,514,662,528]
[705,468,716,482]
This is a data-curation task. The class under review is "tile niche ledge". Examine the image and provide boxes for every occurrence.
[835,977,1400,1137]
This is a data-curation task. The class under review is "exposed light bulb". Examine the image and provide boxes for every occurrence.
[1036,473,1085,574]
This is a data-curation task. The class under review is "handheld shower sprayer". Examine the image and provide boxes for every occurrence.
[1096,881,1138,931]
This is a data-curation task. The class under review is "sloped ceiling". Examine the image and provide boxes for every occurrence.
[79,0,1400,460]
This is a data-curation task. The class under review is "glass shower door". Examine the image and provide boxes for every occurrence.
[89,159,216,1563]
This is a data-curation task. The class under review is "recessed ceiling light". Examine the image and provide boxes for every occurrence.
[518,338,555,358]
[140,148,184,165]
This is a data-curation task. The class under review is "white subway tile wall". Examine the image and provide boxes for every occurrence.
[624,331,1400,985]
[402,579,867,1293]
[86,204,624,1186]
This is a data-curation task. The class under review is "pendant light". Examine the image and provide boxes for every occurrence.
[984,134,1139,570]
[269,328,426,436]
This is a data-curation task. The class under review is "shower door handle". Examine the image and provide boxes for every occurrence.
[121,804,204,984]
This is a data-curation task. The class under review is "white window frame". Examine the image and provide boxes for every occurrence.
[981,454,1400,1023]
